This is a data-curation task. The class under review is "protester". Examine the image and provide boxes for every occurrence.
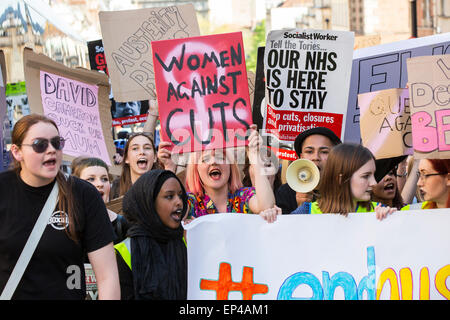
[115,169,188,300]
[0,114,119,299]
[71,156,129,244]
[291,143,391,219]
[400,159,450,210]
[184,125,276,220]
[275,127,342,214]
[371,168,405,210]
[110,132,159,199]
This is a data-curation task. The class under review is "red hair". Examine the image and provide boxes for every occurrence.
[185,149,242,197]
[427,159,450,208]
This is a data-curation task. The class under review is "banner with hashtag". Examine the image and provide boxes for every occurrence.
[185,211,450,300]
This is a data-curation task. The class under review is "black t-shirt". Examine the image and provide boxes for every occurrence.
[0,170,114,300]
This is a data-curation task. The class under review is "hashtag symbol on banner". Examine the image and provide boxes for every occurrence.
[200,262,269,300]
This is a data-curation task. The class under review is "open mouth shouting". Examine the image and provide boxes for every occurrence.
[42,157,57,169]
[208,167,222,181]
[171,208,183,223]
[136,157,149,170]
[383,183,395,194]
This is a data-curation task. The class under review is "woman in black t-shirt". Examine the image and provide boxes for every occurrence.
[0,114,120,300]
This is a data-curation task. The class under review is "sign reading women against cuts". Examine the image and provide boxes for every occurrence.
[407,54,450,159]
[152,32,252,154]
[264,29,354,143]
[40,71,111,165]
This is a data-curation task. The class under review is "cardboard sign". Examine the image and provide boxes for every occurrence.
[358,88,412,159]
[185,211,450,300]
[152,32,252,154]
[23,48,120,175]
[99,4,200,102]
[407,55,450,159]
[39,70,111,165]
[87,39,150,127]
[263,29,354,143]
[344,33,450,143]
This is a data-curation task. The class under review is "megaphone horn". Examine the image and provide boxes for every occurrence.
[286,159,320,193]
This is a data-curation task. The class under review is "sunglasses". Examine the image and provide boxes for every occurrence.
[21,136,65,153]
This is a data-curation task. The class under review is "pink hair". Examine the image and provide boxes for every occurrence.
[185,149,242,197]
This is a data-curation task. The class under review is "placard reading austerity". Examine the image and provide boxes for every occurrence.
[358,88,412,159]
[152,32,252,154]
[40,71,111,165]
[185,211,450,300]
[407,54,450,159]
[99,4,200,102]
[263,29,354,143]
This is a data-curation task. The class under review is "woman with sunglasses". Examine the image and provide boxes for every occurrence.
[0,114,120,299]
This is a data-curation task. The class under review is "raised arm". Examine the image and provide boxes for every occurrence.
[247,125,276,213]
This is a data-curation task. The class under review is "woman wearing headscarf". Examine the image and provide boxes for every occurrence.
[115,169,188,300]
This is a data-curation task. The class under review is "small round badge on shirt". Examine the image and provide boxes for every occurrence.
[48,211,69,230]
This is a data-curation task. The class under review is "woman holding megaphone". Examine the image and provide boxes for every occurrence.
[290,143,392,219]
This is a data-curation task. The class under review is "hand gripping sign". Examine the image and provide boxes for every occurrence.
[151,32,252,154]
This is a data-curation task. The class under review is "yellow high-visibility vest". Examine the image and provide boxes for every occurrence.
[400,201,432,211]
[114,237,188,270]
[114,238,132,270]
[310,201,379,214]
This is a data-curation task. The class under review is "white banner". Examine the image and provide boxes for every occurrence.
[185,210,450,300]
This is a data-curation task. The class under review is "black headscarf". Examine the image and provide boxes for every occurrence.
[122,169,188,300]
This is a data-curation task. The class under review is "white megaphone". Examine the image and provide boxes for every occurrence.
[286,159,320,193]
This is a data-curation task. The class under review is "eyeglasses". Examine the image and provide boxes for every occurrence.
[21,136,65,153]
[417,172,447,181]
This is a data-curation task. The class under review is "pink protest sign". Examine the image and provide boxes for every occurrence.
[407,55,450,159]
[40,70,111,165]
[151,32,252,154]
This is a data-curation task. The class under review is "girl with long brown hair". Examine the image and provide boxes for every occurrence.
[110,132,160,199]
[0,114,119,299]
[291,143,389,218]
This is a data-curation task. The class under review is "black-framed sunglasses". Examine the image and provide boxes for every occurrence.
[21,136,65,153]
